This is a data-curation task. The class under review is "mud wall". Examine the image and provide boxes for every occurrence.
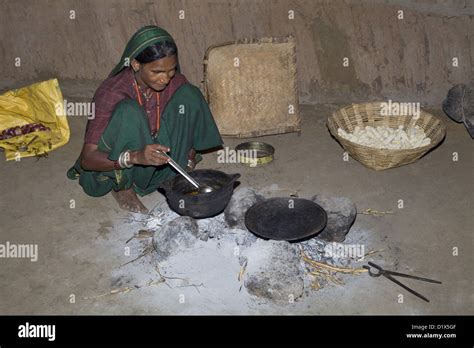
[0,0,472,106]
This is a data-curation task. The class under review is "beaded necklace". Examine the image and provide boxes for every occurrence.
[133,79,160,133]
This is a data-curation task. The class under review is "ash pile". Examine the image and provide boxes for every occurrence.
[132,185,381,304]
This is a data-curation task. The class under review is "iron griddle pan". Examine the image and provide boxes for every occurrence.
[244,197,327,242]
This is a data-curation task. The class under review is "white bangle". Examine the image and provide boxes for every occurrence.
[123,150,133,168]
[119,151,133,169]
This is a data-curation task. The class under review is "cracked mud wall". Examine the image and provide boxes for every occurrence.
[0,0,472,106]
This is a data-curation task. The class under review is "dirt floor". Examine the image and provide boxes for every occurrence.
[0,102,472,315]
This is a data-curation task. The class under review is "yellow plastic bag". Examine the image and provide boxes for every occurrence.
[0,79,70,161]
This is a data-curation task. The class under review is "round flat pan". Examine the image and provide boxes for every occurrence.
[245,197,327,241]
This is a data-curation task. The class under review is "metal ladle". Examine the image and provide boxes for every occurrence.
[156,150,215,193]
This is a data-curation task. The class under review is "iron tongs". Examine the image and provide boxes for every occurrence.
[363,261,442,303]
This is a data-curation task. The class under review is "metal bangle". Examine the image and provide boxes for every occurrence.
[187,159,196,171]
[118,152,125,169]
[120,152,125,168]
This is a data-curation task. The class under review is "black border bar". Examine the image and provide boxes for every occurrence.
[0,315,472,345]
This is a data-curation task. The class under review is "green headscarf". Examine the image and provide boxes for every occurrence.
[110,25,177,76]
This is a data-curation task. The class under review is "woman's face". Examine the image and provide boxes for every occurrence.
[132,55,178,92]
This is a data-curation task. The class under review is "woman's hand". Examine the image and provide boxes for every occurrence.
[130,144,170,166]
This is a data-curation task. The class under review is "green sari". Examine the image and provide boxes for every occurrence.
[67,26,223,197]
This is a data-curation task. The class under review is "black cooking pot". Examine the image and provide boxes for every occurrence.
[160,169,241,218]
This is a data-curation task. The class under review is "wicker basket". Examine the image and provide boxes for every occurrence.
[327,102,446,170]
[203,37,300,138]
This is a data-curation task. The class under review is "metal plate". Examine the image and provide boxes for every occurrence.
[235,141,275,166]
[245,197,327,241]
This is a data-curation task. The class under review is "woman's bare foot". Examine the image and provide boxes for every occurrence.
[111,188,149,214]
